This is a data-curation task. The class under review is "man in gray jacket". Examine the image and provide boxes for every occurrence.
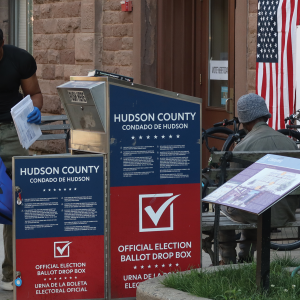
[219,93,299,264]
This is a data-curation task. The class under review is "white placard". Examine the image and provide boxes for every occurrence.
[210,60,228,81]
[296,26,300,111]
[10,95,42,149]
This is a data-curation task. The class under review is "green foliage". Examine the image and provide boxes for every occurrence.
[162,256,300,300]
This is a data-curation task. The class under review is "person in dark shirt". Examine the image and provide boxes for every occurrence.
[0,28,43,291]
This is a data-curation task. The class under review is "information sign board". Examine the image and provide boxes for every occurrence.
[203,154,300,214]
[109,85,201,298]
[13,155,105,300]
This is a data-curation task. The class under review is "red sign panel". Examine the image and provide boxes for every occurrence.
[110,183,201,298]
[16,236,104,299]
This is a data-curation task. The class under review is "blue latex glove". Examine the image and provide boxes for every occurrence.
[27,107,41,124]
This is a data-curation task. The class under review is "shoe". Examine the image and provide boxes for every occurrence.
[209,260,227,266]
[238,256,254,263]
[0,280,13,291]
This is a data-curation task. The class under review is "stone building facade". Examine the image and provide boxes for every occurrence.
[0,0,259,154]
[0,0,9,41]
[31,0,133,153]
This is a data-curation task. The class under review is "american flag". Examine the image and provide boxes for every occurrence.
[256,0,300,130]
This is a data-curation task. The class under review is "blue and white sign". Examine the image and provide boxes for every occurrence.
[14,155,105,299]
[109,85,201,188]
[109,85,201,299]
[14,156,104,239]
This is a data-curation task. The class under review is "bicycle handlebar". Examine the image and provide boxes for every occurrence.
[213,121,226,127]
[213,118,240,127]
[285,110,300,123]
[285,114,296,123]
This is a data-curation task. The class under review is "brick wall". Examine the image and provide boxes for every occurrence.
[0,0,9,41]
[247,0,257,94]
[102,0,133,77]
[32,0,99,153]
[32,0,133,154]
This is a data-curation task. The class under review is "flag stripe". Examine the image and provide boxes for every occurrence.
[269,63,274,127]
[256,0,299,130]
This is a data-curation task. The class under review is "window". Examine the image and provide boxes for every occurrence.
[10,0,33,53]
[208,0,229,107]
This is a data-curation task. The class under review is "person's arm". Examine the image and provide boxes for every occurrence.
[21,73,43,110]
[21,73,43,124]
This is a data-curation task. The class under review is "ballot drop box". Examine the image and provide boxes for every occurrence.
[13,76,202,300]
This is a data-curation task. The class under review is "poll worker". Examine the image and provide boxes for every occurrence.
[219,93,299,265]
[0,28,43,290]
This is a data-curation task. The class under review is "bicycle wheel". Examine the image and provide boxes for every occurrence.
[270,225,300,251]
[277,129,300,145]
[202,127,233,152]
[222,129,246,151]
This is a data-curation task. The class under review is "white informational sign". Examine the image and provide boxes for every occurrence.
[210,60,228,81]
[10,95,42,149]
[296,26,300,112]
[203,154,300,215]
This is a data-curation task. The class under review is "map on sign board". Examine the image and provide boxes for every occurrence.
[203,154,300,215]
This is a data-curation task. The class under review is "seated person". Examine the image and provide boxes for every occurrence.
[219,93,299,264]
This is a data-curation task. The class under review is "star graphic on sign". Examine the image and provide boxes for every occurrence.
[64,189,66,191]
[148,265,151,268]
[48,189,51,191]
[75,277,77,279]
[154,135,158,139]
[43,189,46,192]
[169,135,172,138]
[59,189,61,191]
[131,136,135,140]
[54,278,56,280]
[65,277,67,280]
[169,264,172,267]
[59,277,62,280]
[176,135,180,138]
[162,264,165,267]
[176,263,179,266]
[147,135,150,139]
[49,278,51,281]
[155,265,158,268]
[134,266,137,269]
[74,188,77,190]
[139,136,143,139]
[44,278,46,281]
[161,135,165,139]
[54,189,56,191]
[141,265,144,269]
[70,277,72,279]
[69,188,72,191]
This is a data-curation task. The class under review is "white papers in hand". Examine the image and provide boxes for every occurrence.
[10,95,42,149]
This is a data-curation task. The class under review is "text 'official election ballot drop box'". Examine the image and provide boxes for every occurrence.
[57,76,202,299]
[13,155,105,300]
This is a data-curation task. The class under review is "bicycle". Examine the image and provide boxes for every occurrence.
[270,111,300,251]
[220,118,300,152]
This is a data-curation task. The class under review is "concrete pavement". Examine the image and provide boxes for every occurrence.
[1,228,300,299]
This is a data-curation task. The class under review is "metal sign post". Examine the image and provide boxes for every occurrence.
[13,155,105,300]
[256,208,271,291]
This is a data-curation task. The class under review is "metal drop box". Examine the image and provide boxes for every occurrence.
[56,76,202,300]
